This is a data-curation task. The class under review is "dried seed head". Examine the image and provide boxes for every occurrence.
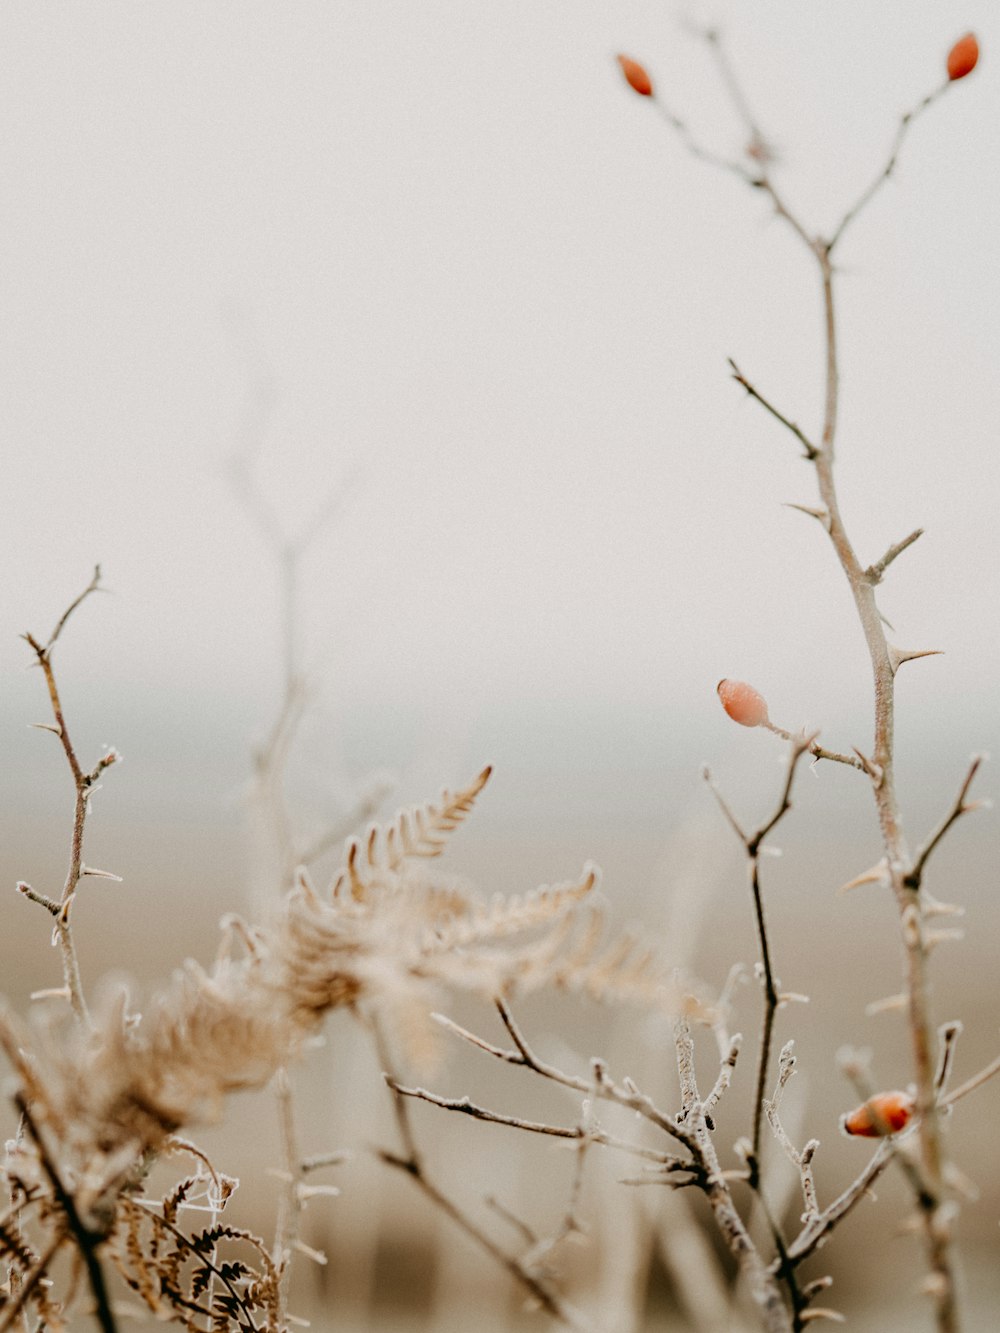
[616,55,654,97]
[716,679,769,728]
[947,33,979,82]
[841,1091,914,1138]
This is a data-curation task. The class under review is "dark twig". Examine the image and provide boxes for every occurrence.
[706,735,815,1180]
[728,360,819,460]
[16,1098,118,1333]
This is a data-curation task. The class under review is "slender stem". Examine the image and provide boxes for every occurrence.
[22,570,118,1026]
[749,860,779,1170]
[372,1020,590,1330]
[272,1067,303,1310]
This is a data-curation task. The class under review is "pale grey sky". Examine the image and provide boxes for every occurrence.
[2,1,997,770]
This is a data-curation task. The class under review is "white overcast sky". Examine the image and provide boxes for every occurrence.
[2,1,997,768]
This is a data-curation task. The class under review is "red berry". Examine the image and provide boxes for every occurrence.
[841,1091,914,1138]
[947,33,979,82]
[616,55,653,98]
[716,679,769,728]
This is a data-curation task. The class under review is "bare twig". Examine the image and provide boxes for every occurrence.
[728,360,819,460]
[865,528,924,584]
[491,1000,698,1153]
[787,1141,891,1266]
[372,1021,592,1330]
[386,1079,672,1164]
[763,1044,819,1222]
[705,736,814,1179]
[673,1017,793,1332]
[906,757,985,890]
[22,569,120,1025]
[829,88,947,251]
[762,721,865,772]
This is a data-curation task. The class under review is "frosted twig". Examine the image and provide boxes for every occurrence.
[372,1021,592,1330]
[22,569,120,1026]
[865,529,924,584]
[906,757,985,890]
[385,1080,670,1163]
[763,1044,819,1220]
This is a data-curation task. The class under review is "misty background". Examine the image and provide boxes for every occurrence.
[2,2,999,1328]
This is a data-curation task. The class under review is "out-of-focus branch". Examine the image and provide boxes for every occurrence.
[728,360,819,460]
[16,1099,117,1333]
[829,86,948,251]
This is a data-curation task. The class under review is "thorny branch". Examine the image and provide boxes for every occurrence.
[656,26,982,1329]
[431,1002,796,1329]
[20,567,120,1026]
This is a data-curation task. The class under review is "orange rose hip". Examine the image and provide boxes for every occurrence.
[616,55,654,97]
[717,678,769,728]
[841,1091,914,1138]
[947,33,979,82]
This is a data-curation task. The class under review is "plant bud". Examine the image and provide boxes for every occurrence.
[947,33,979,82]
[716,679,769,728]
[616,55,653,98]
[841,1091,914,1138]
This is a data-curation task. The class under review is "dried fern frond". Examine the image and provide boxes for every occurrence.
[0,766,700,1329]
[333,765,492,901]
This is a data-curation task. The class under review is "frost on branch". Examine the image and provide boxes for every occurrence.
[0,767,699,1330]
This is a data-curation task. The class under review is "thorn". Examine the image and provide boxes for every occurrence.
[291,1240,328,1266]
[29,987,71,1003]
[29,722,62,736]
[851,748,884,785]
[942,1162,979,1202]
[783,502,830,529]
[80,866,123,881]
[865,993,908,1017]
[921,892,964,919]
[837,860,887,894]
[887,645,944,674]
[924,927,964,952]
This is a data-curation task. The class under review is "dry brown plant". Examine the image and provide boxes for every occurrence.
[1,23,996,1333]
